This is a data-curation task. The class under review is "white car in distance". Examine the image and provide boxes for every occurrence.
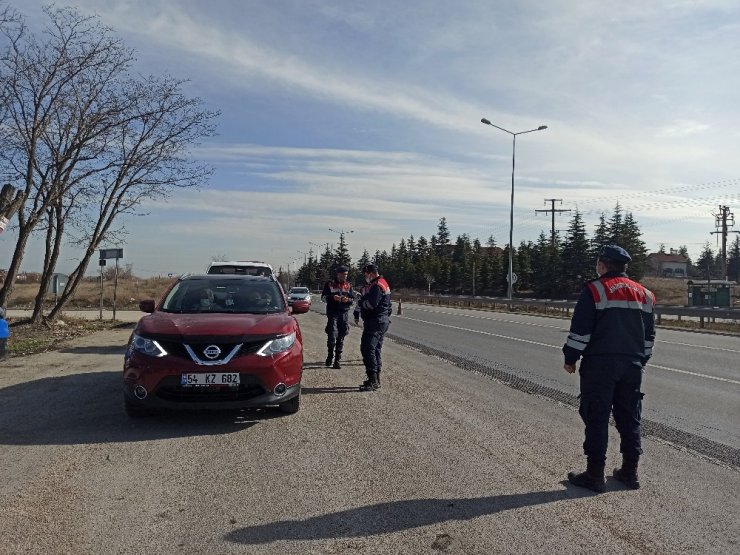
[287,287,311,306]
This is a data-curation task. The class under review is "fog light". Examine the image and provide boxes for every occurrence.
[274,383,287,396]
[134,385,148,399]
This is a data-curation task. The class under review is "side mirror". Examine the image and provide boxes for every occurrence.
[291,300,310,314]
[139,299,156,313]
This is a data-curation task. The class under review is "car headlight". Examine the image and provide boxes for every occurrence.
[257,332,296,356]
[130,333,168,357]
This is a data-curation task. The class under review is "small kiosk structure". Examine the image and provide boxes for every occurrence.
[687,280,736,307]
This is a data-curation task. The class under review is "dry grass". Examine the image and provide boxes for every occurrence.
[3,278,173,358]
[6,317,134,357]
[5,277,176,309]
[641,277,692,305]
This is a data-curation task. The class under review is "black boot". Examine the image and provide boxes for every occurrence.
[568,459,606,493]
[325,353,333,367]
[332,355,341,369]
[359,373,380,391]
[613,456,640,490]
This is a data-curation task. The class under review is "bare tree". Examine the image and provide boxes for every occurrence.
[424,273,435,295]
[0,6,218,321]
[47,75,217,320]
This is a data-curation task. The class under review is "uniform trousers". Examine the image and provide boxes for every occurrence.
[325,311,350,357]
[578,356,645,463]
[360,318,389,376]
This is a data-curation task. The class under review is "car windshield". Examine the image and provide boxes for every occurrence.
[161,278,285,314]
[290,288,309,294]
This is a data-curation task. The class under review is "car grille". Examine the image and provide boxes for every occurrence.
[155,375,267,403]
[156,339,266,361]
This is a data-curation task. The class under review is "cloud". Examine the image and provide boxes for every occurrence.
[656,120,710,138]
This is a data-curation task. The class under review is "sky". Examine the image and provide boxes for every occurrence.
[2,0,740,278]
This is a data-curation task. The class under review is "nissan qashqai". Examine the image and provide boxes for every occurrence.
[123,274,309,417]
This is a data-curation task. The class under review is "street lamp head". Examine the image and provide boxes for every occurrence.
[538,125,548,130]
[481,118,491,125]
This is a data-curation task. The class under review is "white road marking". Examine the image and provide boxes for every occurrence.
[400,315,740,386]
[406,306,740,353]
[647,364,740,385]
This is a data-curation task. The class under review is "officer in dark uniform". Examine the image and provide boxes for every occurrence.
[563,244,656,492]
[321,265,356,369]
[353,263,391,391]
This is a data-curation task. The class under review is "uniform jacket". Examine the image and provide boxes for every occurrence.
[0,318,9,339]
[321,280,355,314]
[563,271,656,365]
[354,276,392,321]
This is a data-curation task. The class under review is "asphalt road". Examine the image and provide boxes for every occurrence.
[365,303,740,452]
[0,309,738,554]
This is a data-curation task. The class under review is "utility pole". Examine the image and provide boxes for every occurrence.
[710,205,739,281]
[535,199,571,247]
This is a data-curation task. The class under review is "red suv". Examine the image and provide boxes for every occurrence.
[123,274,310,417]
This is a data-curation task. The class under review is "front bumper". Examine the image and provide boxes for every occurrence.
[123,381,301,411]
[123,344,303,411]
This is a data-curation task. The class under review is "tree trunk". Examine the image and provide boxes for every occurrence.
[31,205,65,323]
[0,220,36,308]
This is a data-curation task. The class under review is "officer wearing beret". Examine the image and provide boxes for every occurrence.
[353,263,392,391]
[563,244,656,492]
[321,265,356,369]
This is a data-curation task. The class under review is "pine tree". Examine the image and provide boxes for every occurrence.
[620,212,648,279]
[727,236,740,282]
[695,243,715,280]
[607,202,624,245]
[516,241,534,291]
[436,217,450,258]
[334,232,351,269]
[591,212,609,260]
[560,210,592,295]
[531,232,557,296]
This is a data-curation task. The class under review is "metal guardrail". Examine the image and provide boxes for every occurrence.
[398,295,740,328]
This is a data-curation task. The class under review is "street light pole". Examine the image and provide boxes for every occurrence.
[481,118,547,300]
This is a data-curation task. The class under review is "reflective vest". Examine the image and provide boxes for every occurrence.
[356,276,392,320]
[321,280,355,314]
[564,273,656,363]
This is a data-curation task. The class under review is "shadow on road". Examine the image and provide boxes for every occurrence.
[0,371,272,446]
[59,345,127,355]
[303,359,363,370]
[301,386,359,395]
[225,489,589,544]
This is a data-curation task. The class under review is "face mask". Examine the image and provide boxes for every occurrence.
[365,275,372,283]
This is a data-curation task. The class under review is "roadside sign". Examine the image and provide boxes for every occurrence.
[48,273,68,295]
[99,248,123,260]
[506,272,518,284]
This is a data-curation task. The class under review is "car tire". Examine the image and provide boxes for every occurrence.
[124,395,154,418]
[278,391,300,414]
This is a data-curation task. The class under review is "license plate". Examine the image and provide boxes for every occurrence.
[180,373,240,387]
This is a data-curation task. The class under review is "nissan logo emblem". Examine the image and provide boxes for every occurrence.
[203,345,221,359]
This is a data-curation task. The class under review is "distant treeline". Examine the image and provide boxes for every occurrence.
[289,204,740,298]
